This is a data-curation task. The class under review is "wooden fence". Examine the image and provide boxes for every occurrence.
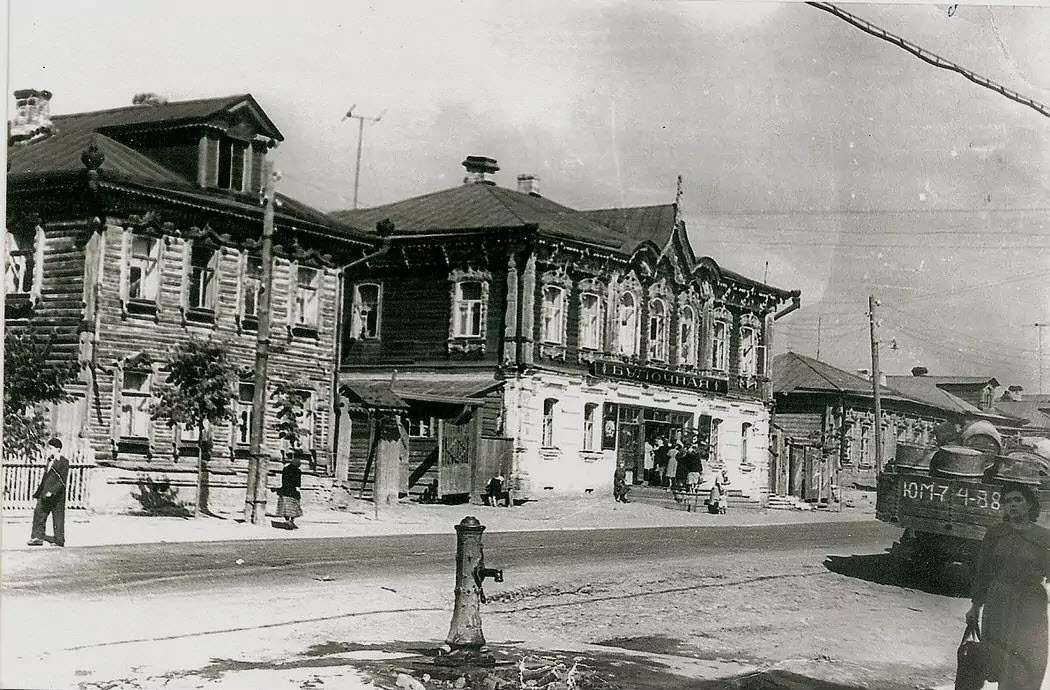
[2,446,95,511]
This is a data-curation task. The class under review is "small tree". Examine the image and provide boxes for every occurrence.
[272,381,312,458]
[3,327,79,458]
[152,338,236,517]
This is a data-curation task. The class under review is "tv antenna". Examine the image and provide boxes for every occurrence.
[343,104,386,209]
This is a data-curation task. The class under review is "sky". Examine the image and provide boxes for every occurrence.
[6,1,1050,391]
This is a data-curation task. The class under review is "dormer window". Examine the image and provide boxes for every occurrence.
[217,139,247,191]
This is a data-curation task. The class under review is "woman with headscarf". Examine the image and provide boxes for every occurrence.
[965,483,1050,689]
[707,468,730,514]
[275,456,303,529]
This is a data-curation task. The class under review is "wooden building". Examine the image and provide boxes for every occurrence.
[771,352,998,503]
[5,89,375,513]
[331,157,800,503]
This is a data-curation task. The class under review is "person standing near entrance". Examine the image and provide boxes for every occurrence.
[28,438,70,547]
[666,442,681,488]
[275,456,303,529]
[653,438,669,487]
[643,438,655,485]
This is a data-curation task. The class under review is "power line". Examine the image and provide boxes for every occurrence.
[806,2,1050,120]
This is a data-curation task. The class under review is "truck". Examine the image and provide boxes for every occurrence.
[875,431,1050,578]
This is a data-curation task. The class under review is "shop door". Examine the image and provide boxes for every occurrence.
[803,445,821,502]
[438,414,473,496]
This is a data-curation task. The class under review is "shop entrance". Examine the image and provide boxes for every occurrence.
[614,405,692,485]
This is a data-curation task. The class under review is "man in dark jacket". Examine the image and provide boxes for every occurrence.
[28,438,70,547]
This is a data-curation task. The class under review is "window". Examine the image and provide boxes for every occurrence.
[741,422,752,464]
[408,413,436,438]
[710,418,722,465]
[542,285,566,344]
[128,235,161,302]
[235,381,255,446]
[292,390,315,453]
[217,139,247,191]
[453,280,484,338]
[241,255,262,319]
[351,283,382,339]
[542,398,557,447]
[120,370,151,438]
[293,266,320,328]
[678,305,697,366]
[579,292,603,350]
[648,299,667,361]
[617,292,639,357]
[859,424,872,466]
[180,422,201,444]
[188,245,218,310]
[739,326,758,376]
[583,403,598,451]
[711,319,729,371]
[5,231,33,295]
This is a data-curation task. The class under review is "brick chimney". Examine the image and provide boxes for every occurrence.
[462,156,499,185]
[516,174,540,197]
[911,366,928,377]
[9,89,54,144]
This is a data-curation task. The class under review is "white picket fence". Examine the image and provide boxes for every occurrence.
[2,444,95,511]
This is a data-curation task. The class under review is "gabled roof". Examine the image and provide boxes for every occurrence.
[772,352,901,397]
[7,94,370,242]
[332,183,625,249]
[47,94,283,141]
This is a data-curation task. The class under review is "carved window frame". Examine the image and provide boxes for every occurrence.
[710,306,731,372]
[538,267,572,360]
[350,282,383,341]
[614,273,642,359]
[738,312,762,377]
[647,297,668,362]
[577,277,606,361]
[448,267,491,353]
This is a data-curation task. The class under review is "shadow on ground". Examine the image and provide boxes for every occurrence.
[823,552,971,598]
[161,639,933,690]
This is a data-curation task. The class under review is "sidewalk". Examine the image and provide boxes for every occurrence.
[1,493,877,551]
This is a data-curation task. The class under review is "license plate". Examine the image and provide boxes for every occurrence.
[899,478,1001,511]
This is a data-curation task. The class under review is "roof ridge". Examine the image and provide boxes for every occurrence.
[51,94,249,121]
[484,184,532,225]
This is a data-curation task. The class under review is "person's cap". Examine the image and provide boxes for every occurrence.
[47,438,63,449]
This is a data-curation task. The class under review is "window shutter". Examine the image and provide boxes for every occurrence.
[234,249,245,332]
[118,229,130,319]
[286,260,297,332]
[204,137,219,187]
[153,237,165,320]
[110,361,123,450]
[212,247,224,319]
[179,238,191,325]
[31,225,45,304]
[250,149,265,193]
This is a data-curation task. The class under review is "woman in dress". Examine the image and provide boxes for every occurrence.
[275,456,303,529]
[965,483,1050,689]
[707,468,730,514]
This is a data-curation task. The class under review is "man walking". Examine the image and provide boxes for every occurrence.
[28,438,69,547]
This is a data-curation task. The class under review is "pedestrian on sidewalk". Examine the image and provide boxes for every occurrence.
[666,442,681,489]
[613,465,630,503]
[275,456,303,529]
[965,483,1050,690]
[707,468,729,514]
[28,438,69,547]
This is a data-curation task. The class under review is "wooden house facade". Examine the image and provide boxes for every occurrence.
[332,157,800,504]
[5,90,375,513]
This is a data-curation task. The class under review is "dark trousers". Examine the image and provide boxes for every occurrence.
[31,495,65,546]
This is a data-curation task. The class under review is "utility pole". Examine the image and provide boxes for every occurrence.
[245,161,278,526]
[1035,323,1049,394]
[343,105,385,210]
[868,295,883,474]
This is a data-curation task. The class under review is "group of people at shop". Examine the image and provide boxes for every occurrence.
[639,436,730,514]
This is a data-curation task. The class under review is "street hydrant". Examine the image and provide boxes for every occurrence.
[445,516,503,653]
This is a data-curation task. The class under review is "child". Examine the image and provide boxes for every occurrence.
[707,469,730,514]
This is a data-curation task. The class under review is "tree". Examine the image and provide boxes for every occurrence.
[272,381,312,457]
[152,338,236,517]
[3,327,79,458]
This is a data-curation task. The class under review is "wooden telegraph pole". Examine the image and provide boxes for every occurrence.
[245,161,278,525]
[868,295,884,474]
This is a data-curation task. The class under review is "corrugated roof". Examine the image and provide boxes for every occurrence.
[773,352,900,397]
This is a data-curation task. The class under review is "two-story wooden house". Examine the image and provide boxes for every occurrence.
[5,89,376,513]
[332,157,800,504]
